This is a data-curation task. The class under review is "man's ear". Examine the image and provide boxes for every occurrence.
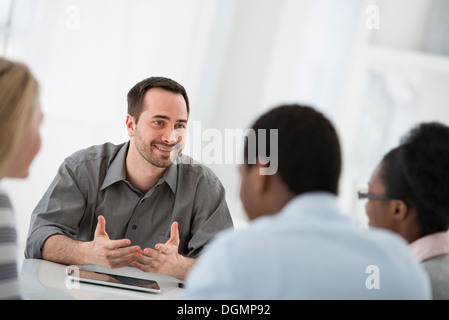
[392,199,409,222]
[253,163,271,194]
[126,114,136,138]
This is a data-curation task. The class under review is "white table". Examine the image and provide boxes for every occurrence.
[19,259,183,300]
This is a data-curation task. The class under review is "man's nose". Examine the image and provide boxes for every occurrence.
[162,127,182,145]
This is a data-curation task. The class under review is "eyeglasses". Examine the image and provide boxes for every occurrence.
[357,189,394,201]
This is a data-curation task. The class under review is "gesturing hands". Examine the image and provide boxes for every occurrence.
[88,216,195,280]
[132,221,195,280]
[88,215,142,269]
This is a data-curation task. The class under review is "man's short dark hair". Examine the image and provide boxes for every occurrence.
[244,104,341,195]
[127,76,190,123]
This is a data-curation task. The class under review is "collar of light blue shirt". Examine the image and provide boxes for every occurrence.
[279,191,346,221]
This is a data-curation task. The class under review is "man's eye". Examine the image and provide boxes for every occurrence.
[154,121,163,125]
[175,124,186,129]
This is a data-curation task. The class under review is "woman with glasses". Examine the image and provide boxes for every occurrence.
[0,58,43,299]
[360,122,449,300]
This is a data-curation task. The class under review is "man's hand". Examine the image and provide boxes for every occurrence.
[132,221,195,280]
[88,215,142,269]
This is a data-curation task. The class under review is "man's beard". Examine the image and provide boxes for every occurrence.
[135,134,182,168]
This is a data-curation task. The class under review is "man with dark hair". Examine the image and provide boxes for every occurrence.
[179,104,431,299]
[127,76,190,122]
[26,76,233,280]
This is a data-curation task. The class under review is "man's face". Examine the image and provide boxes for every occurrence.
[128,88,188,168]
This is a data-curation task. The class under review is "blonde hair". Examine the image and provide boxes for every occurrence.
[0,58,40,177]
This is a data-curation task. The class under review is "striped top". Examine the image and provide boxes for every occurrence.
[0,188,20,300]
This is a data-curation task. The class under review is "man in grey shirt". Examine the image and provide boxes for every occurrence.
[25,77,233,280]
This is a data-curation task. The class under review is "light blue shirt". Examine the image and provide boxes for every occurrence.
[179,192,431,299]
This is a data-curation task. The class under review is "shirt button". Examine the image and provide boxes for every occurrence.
[132,225,137,230]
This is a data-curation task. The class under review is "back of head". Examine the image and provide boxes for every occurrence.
[402,122,449,235]
[244,104,341,195]
[0,58,39,177]
[380,122,449,236]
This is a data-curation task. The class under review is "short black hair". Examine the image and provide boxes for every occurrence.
[127,76,189,123]
[379,122,449,236]
[244,104,341,195]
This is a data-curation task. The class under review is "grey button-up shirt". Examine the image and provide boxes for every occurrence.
[25,142,233,259]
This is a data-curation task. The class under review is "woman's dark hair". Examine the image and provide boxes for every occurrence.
[244,104,341,195]
[127,76,189,123]
[379,122,449,236]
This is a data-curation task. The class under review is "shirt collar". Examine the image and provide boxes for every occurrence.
[409,232,449,262]
[100,142,129,190]
[100,141,178,194]
[280,191,342,220]
[160,159,178,193]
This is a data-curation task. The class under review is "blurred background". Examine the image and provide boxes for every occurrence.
[1,0,449,257]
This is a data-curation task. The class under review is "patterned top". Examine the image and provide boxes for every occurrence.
[0,188,20,300]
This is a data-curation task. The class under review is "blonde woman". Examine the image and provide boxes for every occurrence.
[0,58,43,299]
